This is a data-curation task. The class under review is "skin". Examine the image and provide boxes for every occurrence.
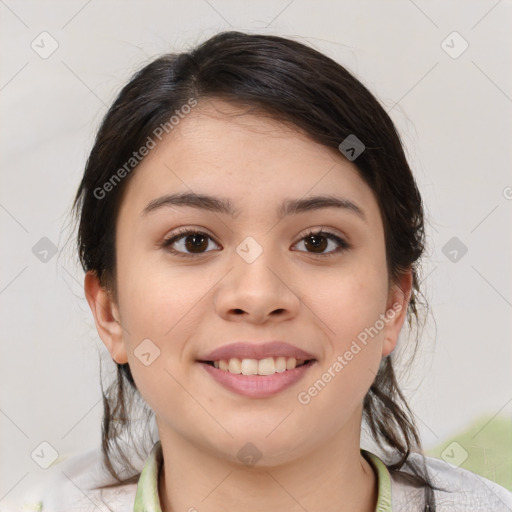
[85,98,412,512]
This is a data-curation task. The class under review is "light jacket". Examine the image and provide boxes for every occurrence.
[3,441,512,511]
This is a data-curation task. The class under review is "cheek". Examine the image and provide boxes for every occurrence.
[309,260,389,345]
[301,260,388,405]
[115,252,214,394]
[296,269,387,419]
[118,248,205,335]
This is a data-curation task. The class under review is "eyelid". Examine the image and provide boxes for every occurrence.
[294,225,349,245]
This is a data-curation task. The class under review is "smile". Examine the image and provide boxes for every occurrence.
[198,358,317,398]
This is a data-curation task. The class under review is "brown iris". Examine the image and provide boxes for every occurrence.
[184,233,209,253]
[303,234,328,253]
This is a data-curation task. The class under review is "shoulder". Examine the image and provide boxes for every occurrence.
[1,446,138,512]
[390,452,512,512]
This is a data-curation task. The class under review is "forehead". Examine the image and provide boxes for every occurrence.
[118,98,380,224]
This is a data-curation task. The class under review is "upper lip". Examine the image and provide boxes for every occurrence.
[197,341,316,362]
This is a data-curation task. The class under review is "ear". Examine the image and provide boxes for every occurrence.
[381,270,413,358]
[84,270,128,364]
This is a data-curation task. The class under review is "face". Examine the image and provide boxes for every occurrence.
[86,98,411,467]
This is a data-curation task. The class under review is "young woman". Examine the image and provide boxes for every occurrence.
[19,30,512,511]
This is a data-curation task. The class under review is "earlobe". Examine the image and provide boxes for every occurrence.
[84,271,128,364]
[381,270,413,357]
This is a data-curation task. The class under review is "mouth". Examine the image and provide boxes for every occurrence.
[198,356,317,398]
[198,357,317,376]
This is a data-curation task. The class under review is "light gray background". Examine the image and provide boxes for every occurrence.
[1,0,511,503]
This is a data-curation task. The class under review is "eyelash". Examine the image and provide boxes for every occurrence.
[161,227,350,259]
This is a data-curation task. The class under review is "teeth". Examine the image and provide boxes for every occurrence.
[210,356,308,375]
[241,358,257,375]
[229,358,242,374]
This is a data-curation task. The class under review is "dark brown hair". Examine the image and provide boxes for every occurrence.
[72,30,446,508]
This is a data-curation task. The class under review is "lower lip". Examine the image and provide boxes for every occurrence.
[198,360,316,398]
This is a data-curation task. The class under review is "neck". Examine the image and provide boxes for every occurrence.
[157,413,378,512]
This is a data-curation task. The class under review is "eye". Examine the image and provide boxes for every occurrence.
[161,227,350,258]
[292,229,350,257]
[161,228,220,257]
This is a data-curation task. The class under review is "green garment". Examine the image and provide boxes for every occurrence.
[134,441,393,511]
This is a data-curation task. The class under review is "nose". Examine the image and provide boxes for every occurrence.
[213,249,300,324]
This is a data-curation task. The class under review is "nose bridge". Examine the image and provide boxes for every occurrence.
[234,236,285,297]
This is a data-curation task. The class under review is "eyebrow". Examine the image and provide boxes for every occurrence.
[141,192,366,222]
